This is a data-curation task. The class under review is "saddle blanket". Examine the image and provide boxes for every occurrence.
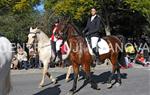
[86,38,110,55]
[60,42,69,55]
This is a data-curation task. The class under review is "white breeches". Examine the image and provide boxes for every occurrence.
[91,37,99,48]
[56,40,63,51]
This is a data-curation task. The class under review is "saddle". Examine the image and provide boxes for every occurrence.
[51,40,68,55]
[60,43,68,54]
[85,38,110,55]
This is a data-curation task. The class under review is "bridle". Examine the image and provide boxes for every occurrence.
[54,23,69,41]
[28,31,40,48]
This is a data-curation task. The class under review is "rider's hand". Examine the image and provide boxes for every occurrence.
[82,30,86,37]
[82,30,86,34]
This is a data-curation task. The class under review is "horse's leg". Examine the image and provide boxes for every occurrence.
[115,63,122,87]
[46,71,57,84]
[107,54,118,88]
[65,65,72,82]
[69,63,79,94]
[82,63,100,90]
[107,66,116,88]
[39,61,49,87]
[43,60,56,84]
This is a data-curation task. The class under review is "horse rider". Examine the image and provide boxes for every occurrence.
[82,7,101,64]
[50,19,63,62]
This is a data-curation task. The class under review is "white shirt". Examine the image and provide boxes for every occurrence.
[91,15,96,21]
[17,51,28,61]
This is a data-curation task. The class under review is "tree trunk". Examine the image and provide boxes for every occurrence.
[105,25,111,35]
[102,0,111,36]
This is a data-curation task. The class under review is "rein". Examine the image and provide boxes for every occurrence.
[40,44,51,49]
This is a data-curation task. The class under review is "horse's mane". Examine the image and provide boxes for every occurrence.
[66,22,87,44]
[36,29,49,40]
[66,22,84,38]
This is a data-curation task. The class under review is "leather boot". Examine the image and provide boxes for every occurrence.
[57,50,62,62]
[92,47,101,65]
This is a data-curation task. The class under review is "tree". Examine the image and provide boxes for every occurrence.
[44,0,96,20]
[0,0,41,42]
[44,0,150,36]
[0,0,40,14]
[0,12,40,42]
[124,0,150,35]
[124,0,150,23]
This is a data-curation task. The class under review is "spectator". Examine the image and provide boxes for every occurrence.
[29,48,41,68]
[11,54,19,70]
[135,51,149,67]
[17,47,29,70]
[125,44,136,68]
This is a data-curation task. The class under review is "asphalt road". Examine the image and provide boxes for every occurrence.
[10,65,150,95]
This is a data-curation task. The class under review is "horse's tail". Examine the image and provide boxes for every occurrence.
[116,35,127,68]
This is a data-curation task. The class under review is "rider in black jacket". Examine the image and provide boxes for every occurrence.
[83,8,101,64]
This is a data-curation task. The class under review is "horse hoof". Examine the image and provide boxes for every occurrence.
[65,78,71,82]
[95,87,101,90]
[38,85,43,88]
[107,83,112,89]
[91,86,101,90]
[115,83,121,87]
[52,80,57,84]
[66,91,74,95]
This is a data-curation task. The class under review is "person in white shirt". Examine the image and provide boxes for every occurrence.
[82,8,101,65]
[17,47,28,70]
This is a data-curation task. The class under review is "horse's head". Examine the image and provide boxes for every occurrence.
[27,27,40,49]
[53,20,79,41]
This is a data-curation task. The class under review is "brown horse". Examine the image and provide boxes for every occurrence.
[55,21,126,94]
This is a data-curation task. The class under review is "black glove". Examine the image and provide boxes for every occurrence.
[82,30,86,37]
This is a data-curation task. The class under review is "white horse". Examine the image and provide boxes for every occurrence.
[27,27,70,87]
[0,36,13,95]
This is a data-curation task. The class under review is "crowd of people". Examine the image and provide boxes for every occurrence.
[11,41,150,70]
[124,34,150,68]
[11,47,42,70]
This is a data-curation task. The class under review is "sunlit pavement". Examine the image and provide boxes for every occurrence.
[10,65,150,95]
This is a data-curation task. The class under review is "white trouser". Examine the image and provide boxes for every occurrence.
[56,40,63,51]
[91,37,99,48]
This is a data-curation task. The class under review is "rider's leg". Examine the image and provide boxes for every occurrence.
[56,40,63,61]
[52,41,57,55]
[91,37,100,64]
[52,41,57,62]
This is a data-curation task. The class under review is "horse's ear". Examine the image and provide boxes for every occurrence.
[30,27,33,32]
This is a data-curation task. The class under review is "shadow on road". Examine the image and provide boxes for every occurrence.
[33,85,61,95]
[54,70,128,94]
[92,71,127,84]
[56,69,86,82]
[56,73,74,82]
[75,71,128,93]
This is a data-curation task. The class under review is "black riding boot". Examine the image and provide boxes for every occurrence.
[92,47,101,65]
[52,41,57,62]
[57,50,62,62]
[57,50,64,67]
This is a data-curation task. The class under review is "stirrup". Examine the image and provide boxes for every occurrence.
[94,56,102,65]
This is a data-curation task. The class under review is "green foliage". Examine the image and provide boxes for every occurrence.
[44,0,96,21]
[124,0,150,22]
[0,0,40,13]
[0,12,39,42]
[0,0,41,42]
[13,0,31,12]
[0,0,150,43]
